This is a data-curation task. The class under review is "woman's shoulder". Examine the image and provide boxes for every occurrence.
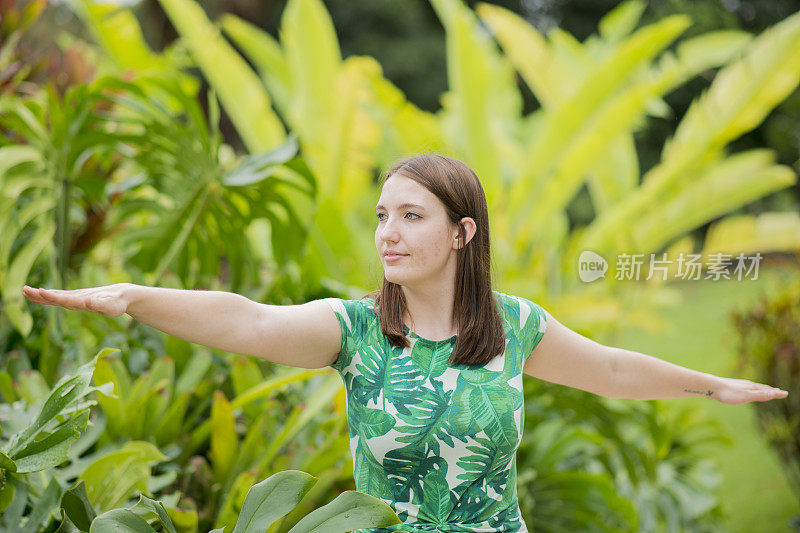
[493,290,545,323]
[492,289,517,309]
[357,294,377,315]
[322,294,378,345]
[494,289,541,306]
[324,293,378,323]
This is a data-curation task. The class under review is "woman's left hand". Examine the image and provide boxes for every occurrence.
[714,377,789,405]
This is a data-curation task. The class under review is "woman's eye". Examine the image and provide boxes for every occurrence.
[375,212,420,221]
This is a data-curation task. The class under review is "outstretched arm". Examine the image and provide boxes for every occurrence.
[523,309,789,404]
[609,345,788,404]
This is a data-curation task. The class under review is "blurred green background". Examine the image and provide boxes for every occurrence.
[618,259,799,531]
[1,0,799,531]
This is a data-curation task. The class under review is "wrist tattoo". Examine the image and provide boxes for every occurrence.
[684,388,714,397]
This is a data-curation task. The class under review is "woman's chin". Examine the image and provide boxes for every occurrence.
[383,271,407,284]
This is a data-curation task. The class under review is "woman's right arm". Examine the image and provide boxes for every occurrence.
[23,284,342,369]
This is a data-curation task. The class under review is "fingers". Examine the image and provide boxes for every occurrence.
[23,286,87,311]
[22,286,53,305]
[721,379,789,404]
[758,383,788,396]
[752,380,788,393]
[33,288,65,307]
[756,387,788,402]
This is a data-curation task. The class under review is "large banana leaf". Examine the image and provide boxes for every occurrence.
[219,14,292,119]
[504,14,692,248]
[631,149,796,253]
[576,8,800,262]
[175,0,380,290]
[431,0,522,208]
[70,1,178,78]
[154,0,286,153]
[703,212,800,255]
[478,0,752,224]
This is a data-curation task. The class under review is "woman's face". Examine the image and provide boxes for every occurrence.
[375,174,459,288]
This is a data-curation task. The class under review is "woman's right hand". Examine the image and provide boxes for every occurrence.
[22,283,132,318]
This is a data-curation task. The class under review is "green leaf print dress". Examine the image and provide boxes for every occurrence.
[324,290,547,533]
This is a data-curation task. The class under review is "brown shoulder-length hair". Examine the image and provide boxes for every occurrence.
[363,153,506,366]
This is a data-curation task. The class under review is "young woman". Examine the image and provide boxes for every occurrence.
[23,153,788,532]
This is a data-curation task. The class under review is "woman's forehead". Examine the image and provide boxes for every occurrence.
[378,175,436,206]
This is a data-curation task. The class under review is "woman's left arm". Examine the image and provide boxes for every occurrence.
[523,310,789,405]
[607,345,789,404]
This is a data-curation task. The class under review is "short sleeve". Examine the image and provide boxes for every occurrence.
[323,297,370,373]
[511,295,547,363]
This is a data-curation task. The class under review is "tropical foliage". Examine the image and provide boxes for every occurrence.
[731,280,800,505]
[0,351,400,532]
[1,0,798,530]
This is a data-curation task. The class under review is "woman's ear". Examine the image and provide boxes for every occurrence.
[455,217,477,249]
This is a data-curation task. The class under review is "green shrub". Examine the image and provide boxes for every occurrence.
[732,280,800,513]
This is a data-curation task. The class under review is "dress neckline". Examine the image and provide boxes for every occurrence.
[402,322,457,344]
[363,296,461,344]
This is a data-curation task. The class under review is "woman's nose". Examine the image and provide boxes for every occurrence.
[378,218,401,240]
